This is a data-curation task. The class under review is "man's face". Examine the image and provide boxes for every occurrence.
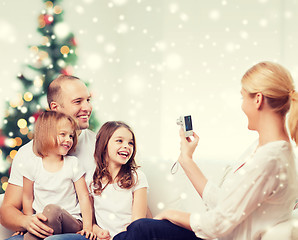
[57,80,92,130]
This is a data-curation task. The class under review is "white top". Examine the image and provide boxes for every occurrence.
[89,169,148,238]
[23,155,85,219]
[190,141,298,240]
[9,129,96,187]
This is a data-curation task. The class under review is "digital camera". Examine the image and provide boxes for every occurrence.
[176,115,193,137]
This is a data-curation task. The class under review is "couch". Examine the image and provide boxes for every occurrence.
[1,158,298,239]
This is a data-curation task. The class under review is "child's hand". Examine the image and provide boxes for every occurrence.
[93,224,111,240]
[77,228,95,240]
[12,231,25,236]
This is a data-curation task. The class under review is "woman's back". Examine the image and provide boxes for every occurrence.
[218,141,297,240]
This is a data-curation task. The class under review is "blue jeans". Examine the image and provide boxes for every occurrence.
[5,236,24,240]
[6,234,87,240]
[114,218,202,240]
[45,234,87,239]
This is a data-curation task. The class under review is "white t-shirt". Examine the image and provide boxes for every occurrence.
[23,155,84,219]
[9,129,96,187]
[69,129,96,180]
[89,169,148,238]
[190,140,298,240]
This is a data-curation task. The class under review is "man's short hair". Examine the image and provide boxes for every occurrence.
[47,75,80,108]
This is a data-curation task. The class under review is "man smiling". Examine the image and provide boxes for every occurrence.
[0,75,96,239]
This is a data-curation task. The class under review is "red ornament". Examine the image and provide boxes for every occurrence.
[44,14,54,25]
[60,66,73,76]
[0,135,5,147]
[32,111,42,122]
[70,37,77,46]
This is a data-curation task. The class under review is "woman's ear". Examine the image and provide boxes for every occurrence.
[255,92,264,110]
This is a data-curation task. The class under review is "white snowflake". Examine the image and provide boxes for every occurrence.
[209,9,220,21]
[86,54,103,70]
[165,53,183,70]
[111,0,128,6]
[169,3,179,14]
[116,22,129,34]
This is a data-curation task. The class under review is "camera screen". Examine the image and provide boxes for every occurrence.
[184,115,193,131]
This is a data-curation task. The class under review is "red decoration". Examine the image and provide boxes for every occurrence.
[32,111,42,122]
[60,66,73,76]
[44,14,54,25]
[70,37,77,46]
[0,135,5,147]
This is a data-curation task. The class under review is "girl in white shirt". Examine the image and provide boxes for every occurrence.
[114,61,298,240]
[21,111,94,240]
[89,121,148,240]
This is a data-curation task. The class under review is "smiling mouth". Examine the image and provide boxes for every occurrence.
[118,151,129,157]
[78,115,89,119]
[62,144,71,149]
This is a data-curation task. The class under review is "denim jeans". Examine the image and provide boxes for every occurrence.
[114,218,202,240]
[45,234,87,240]
[5,236,24,240]
[6,234,86,240]
[6,219,201,240]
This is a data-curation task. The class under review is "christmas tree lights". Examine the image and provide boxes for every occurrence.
[0,0,99,194]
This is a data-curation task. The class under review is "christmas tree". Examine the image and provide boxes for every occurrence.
[0,0,98,194]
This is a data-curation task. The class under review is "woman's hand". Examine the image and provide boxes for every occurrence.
[177,128,207,198]
[154,209,172,221]
[178,128,199,164]
[154,209,192,230]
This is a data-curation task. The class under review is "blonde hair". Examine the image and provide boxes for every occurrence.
[33,111,78,157]
[241,61,298,144]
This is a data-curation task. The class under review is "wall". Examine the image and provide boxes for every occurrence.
[1,0,298,170]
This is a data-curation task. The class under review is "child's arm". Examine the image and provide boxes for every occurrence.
[92,224,110,240]
[74,176,93,237]
[131,187,148,222]
[22,176,34,216]
[90,195,111,240]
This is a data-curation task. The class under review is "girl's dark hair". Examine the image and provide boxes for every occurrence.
[91,121,139,195]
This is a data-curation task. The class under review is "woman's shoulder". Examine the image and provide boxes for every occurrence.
[257,140,292,156]
[254,140,294,167]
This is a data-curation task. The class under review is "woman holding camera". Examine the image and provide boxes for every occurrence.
[113,61,298,240]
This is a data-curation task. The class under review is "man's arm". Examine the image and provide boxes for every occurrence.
[0,183,25,231]
[22,177,34,216]
[0,183,53,237]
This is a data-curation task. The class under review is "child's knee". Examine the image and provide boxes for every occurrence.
[42,204,62,221]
